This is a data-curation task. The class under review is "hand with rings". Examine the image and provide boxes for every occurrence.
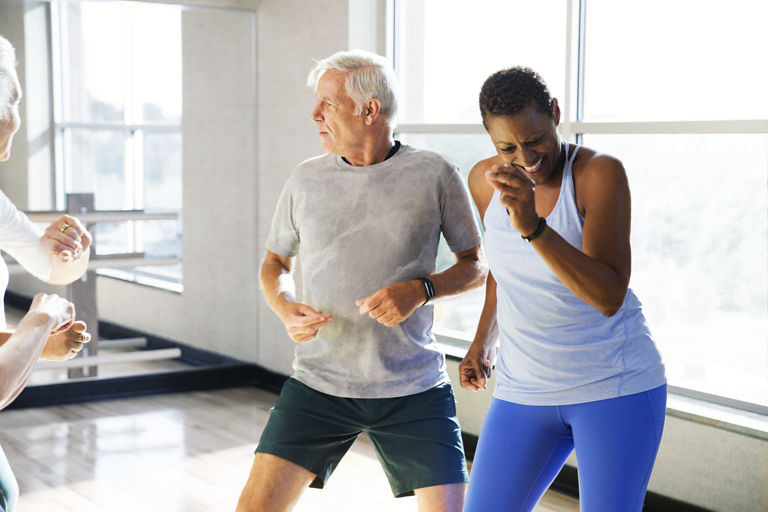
[41,320,92,361]
[41,215,93,262]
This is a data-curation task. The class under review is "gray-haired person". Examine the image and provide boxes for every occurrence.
[0,35,94,512]
[236,49,486,512]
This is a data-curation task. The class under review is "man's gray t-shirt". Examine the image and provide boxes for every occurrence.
[266,144,481,398]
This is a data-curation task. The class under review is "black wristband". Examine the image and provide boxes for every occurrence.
[521,217,547,243]
[418,277,435,305]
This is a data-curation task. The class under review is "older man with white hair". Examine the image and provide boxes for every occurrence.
[236,50,486,512]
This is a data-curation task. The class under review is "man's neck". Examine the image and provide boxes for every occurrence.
[342,135,396,166]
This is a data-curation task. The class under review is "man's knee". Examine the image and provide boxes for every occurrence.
[236,453,314,512]
[415,482,466,512]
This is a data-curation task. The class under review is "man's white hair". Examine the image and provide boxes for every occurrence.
[307,49,399,128]
[0,35,18,121]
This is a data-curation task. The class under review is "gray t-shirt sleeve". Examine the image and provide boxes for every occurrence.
[440,166,482,253]
[265,173,299,258]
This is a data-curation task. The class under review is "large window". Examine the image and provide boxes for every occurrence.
[582,0,768,122]
[393,0,768,408]
[394,0,568,335]
[53,0,182,286]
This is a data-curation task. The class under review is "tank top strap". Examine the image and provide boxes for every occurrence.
[550,142,583,233]
[558,143,579,196]
[566,142,579,164]
[557,143,578,208]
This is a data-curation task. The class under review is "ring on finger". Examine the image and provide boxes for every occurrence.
[60,224,69,233]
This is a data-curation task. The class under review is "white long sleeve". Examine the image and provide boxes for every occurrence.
[0,189,52,329]
[0,190,51,282]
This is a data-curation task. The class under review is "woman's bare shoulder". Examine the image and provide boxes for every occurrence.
[572,145,629,215]
[468,155,503,190]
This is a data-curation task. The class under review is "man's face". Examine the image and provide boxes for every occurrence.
[0,77,21,162]
[310,69,365,157]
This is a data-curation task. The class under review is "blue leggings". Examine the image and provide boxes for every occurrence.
[464,385,666,512]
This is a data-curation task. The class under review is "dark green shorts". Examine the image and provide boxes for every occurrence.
[255,378,468,497]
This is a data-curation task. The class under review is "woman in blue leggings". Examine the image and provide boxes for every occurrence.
[460,66,666,512]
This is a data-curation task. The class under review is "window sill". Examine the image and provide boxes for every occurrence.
[666,393,768,441]
[435,330,768,441]
[97,268,183,294]
[434,326,473,359]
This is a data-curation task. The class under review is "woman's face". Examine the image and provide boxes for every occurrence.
[0,77,22,163]
[485,101,562,186]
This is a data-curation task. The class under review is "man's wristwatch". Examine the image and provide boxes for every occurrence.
[418,277,435,305]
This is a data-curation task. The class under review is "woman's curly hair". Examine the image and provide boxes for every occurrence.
[479,66,555,128]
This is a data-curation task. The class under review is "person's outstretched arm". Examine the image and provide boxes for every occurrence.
[0,321,90,360]
[0,293,75,409]
[0,200,91,286]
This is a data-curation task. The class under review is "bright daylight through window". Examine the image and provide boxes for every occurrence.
[54,1,182,288]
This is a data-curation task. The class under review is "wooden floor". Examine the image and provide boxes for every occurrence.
[0,387,579,512]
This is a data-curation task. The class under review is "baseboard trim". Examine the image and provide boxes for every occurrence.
[7,363,259,409]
